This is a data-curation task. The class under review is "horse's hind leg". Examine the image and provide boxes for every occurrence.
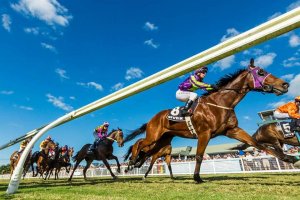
[83,159,93,181]
[68,158,83,181]
[165,154,174,179]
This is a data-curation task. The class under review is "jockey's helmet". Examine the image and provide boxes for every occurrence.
[295,96,300,102]
[195,66,208,75]
[46,136,51,141]
[103,122,109,127]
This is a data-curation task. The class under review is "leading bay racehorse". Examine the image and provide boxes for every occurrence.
[125,60,295,183]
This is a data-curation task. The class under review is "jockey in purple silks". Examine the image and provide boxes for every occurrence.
[176,66,217,115]
[88,122,110,153]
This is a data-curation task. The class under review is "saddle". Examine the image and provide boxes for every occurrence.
[166,99,199,122]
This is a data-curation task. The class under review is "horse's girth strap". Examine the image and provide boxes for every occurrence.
[206,102,233,110]
[185,116,197,136]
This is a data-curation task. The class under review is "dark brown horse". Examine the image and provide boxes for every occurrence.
[36,140,57,179]
[125,61,295,183]
[124,135,174,179]
[231,122,300,167]
[68,128,124,181]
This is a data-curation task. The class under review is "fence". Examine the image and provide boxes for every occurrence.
[1,156,299,180]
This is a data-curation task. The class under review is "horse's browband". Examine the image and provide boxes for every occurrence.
[206,102,233,110]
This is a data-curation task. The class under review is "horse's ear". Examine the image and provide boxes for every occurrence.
[250,58,255,67]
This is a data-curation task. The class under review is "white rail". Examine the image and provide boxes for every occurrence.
[6,7,300,194]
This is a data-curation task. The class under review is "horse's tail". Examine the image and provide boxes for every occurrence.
[229,143,250,151]
[123,123,147,143]
[123,145,133,161]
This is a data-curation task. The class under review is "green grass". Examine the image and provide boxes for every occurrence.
[0,173,299,200]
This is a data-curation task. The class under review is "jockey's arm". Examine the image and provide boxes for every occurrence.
[190,75,213,91]
[288,108,300,119]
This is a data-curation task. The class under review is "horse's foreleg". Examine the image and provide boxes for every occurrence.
[108,155,121,173]
[194,132,210,183]
[144,154,159,179]
[102,158,116,179]
[131,139,156,166]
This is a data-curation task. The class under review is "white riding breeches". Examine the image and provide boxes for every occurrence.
[176,90,197,102]
[273,110,289,119]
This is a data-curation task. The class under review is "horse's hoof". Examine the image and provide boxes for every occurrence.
[171,177,176,180]
[142,176,146,180]
[117,169,121,173]
[193,174,204,184]
[112,176,118,180]
[293,160,300,169]
[124,169,128,173]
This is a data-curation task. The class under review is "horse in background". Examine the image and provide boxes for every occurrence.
[124,135,175,179]
[231,122,300,167]
[68,128,124,181]
[36,140,57,179]
[125,60,294,183]
[52,147,74,179]
[9,150,32,179]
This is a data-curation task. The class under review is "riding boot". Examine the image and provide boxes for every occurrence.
[291,119,300,132]
[181,100,194,116]
[87,140,97,154]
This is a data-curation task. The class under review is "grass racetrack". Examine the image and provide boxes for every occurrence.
[0,173,299,200]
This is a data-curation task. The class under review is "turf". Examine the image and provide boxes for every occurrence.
[0,173,299,200]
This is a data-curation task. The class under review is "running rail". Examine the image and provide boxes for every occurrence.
[6,7,300,194]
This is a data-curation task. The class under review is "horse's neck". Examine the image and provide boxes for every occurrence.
[210,72,250,108]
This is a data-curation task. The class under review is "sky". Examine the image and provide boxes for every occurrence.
[0,0,300,165]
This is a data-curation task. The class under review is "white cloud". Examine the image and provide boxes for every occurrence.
[255,53,276,68]
[2,14,12,32]
[69,96,75,100]
[289,34,300,47]
[11,0,72,26]
[268,101,286,108]
[46,93,73,111]
[144,39,159,48]
[144,21,158,31]
[220,28,240,42]
[55,68,69,79]
[77,82,103,91]
[287,0,300,11]
[283,56,300,67]
[243,48,263,56]
[41,42,56,52]
[243,116,251,120]
[24,27,40,35]
[1,90,14,95]
[213,55,235,70]
[280,74,295,81]
[19,105,33,111]
[268,12,282,21]
[287,74,300,97]
[125,67,144,80]
[111,82,124,91]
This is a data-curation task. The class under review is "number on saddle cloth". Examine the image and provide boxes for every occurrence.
[166,99,198,122]
[277,121,295,138]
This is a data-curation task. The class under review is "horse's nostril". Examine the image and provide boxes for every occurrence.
[282,82,289,89]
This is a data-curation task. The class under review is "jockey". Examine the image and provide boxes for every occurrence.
[274,96,300,132]
[39,136,53,155]
[18,137,31,154]
[60,145,68,158]
[176,66,217,115]
[88,122,110,153]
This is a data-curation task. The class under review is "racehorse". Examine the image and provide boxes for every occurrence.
[230,122,300,161]
[36,140,57,179]
[68,128,124,181]
[9,150,32,179]
[52,147,74,179]
[124,135,175,179]
[125,59,294,183]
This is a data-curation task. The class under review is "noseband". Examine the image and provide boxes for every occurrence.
[248,67,273,92]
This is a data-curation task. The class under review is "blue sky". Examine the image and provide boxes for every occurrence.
[1,0,300,165]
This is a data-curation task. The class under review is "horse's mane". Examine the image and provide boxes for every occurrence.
[203,68,246,96]
[108,128,121,136]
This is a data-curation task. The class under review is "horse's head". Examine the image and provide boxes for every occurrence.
[68,147,74,157]
[110,128,124,147]
[247,59,289,95]
[47,140,56,150]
